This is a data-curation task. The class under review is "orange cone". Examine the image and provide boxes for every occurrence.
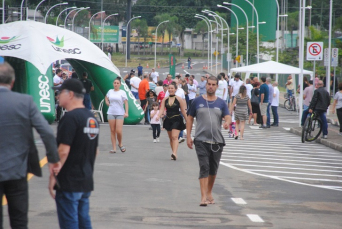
[146,63,149,68]
[157,63,160,68]
[182,63,184,69]
[203,65,205,70]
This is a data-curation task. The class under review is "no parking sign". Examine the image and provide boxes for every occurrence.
[306,42,323,61]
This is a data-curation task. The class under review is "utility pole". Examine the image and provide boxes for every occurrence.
[126,0,132,60]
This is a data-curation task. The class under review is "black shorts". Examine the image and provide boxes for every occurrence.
[194,140,224,179]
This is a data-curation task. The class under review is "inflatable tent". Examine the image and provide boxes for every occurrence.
[0,21,144,124]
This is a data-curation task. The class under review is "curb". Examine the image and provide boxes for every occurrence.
[290,127,342,152]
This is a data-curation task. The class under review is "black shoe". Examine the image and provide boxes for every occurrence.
[259,125,266,128]
[266,125,271,128]
[271,123,279,127]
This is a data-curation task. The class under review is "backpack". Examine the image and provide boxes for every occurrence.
[251,89,259,105]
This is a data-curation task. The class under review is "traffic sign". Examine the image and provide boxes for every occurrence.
[331,48,339,67]
[306,42,323,61]
[324,48,329,66]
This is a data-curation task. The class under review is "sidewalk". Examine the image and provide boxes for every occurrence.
[204,68,342,152]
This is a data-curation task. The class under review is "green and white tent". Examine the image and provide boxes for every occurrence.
[0,20,143,124]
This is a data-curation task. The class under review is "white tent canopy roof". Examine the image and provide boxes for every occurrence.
[0,21,120,75]
[230,61,313,75]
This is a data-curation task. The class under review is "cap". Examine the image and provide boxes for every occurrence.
[185,74,190,77]
[52,79,86,94]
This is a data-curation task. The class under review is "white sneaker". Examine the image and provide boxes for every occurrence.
[156,138,160,142]
[179,137,185,143]
[153,139,157,143]
[323,135,328,139]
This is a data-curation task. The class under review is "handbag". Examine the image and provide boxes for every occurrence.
[251,89,259,104]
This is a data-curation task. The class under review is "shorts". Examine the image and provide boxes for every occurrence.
[107,114,124,120]
[194,140,224,179]
[259,103,268,116]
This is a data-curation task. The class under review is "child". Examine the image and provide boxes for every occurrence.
[229,108,238,139]
[145,89,157,123]
[150,102,161,143]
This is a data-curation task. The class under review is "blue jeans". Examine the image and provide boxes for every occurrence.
[271,106,279,125]
[316,110,328,136]
[266,103,271,126]
[188,61,191,69]
[301,105,310,126]
[56,191,92,229]
[132,91,139,99]
[83,93,91,110]
[287,89,293,98]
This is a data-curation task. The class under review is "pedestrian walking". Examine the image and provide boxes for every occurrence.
[130,72,141,100]
[331,82,342,135]
[105,77,129,153]
[150,68,159,83]
[50,78,99,229]
[186,76,231,206]
[230,85,252,140]
[266,77,274,128]
[150,102,161,142]
[250,82,261,125]
[187,57,191,69]
[259,77,269,128]
[0,62,60,228]
[271,82,280,126]
[139,74,150,124]
[144,89,157,123]
[157,82,187,160]
[188,78,197,108]
[81,72,94,110]
[198,76,207,96]
[137,63,143,77]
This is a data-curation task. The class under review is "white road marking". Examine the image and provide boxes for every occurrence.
[221,158,342,165]
[222,154,342,162]
[231,198,247,205]
[277,176,342,182]
[247,169,342,177]
[283,127,291,131]
[246,214,264,223]
[184,70,190,74]
[226,151,342,158]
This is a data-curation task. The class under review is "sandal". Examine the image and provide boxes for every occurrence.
[171,154,177,161]
[206,198,215,204]
[199,200,209,206]
[109,150,116,154]
[118,145,126,153]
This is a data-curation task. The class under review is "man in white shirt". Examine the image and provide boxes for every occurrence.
[230,74,244,100]
[130,72,142,99]
[245,78,253,99]
[53,69,63,87]
[150,68,159,83]
[271,81,280,126]
[216,75,226,99]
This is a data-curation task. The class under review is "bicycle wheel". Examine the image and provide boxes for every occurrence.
[292,99,296,111]
[302,117,310,143]
[306,118,322,142]
[284,100,292,111]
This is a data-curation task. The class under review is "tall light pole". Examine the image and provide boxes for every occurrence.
[34,0,45,21]
[20,0,25,21]
[196,14,213,71]
[88,11,105,40]
[102,13,118,51]
[274,0,288,62]
[64,8,81,29]
[125,16,141,67]
[72,7,89,32]
[204,12,221,75]
[195,16,210,71]
[45,2,68,24]
[56,6,76,26]
[155,20,169,68]
[223,2,249,66]
[1,0,4,24]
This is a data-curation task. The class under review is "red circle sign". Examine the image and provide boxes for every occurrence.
[308,43,322,56]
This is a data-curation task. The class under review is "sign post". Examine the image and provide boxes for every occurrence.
[169,54,176,78]
[332,48,339,95]
[306,42,323,88]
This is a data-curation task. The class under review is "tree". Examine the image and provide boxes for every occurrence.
[154,13,171,55]
[131,18,148,55]
[194,20,208,57]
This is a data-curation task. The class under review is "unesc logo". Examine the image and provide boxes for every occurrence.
[0,36,21,50]
[47,36,81,54]
[84,118,99,140]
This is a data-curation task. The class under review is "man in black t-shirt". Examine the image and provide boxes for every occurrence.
[50,79,99,229]
[81,72,94,110]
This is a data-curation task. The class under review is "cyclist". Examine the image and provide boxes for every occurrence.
[308,80,330,139]
[285,75,294,100]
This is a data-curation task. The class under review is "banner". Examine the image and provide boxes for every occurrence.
[169,54,176,78]
[90,25,119,43]
[122,26,172,43]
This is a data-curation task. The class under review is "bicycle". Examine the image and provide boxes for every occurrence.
[284,93,296,111]
[301,111,322,143]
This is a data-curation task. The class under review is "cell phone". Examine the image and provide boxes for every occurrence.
[53,174,61,190]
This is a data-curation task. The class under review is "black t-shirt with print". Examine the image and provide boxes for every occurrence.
[81,78,93,93]
[56,108,99,192]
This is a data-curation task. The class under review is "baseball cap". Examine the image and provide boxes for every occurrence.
[52,79,86,94]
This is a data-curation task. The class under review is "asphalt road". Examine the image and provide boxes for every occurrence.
[2,61,342,228]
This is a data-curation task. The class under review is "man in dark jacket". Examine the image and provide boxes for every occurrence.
[308,80,330,139]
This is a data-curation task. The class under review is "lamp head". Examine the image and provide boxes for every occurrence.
[62,2,68,4]
[217,4,222,7]
[223,2,229,5]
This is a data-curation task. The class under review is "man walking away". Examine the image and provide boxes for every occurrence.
[0,62,60,229]
[186,76,231,207]
[266,77,274,128]
[81,72,94,110]
[50,79,99,229]
[137,63,143,78]
[139,74,150,124]
[271,82,280,126]
[259,76,269,128]
[130,72,141,99]
[308,80,330,139]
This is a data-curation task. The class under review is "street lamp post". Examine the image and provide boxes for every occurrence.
[204,12,220,75]
[64,8,81,29]
[56,6,76,26]
[155,20,169,68]
[125,16,141,67]
[45,2,68,24]
[72,7,89,32]
[195,16,210,71]
[88,11,105,40]
[20,0,25,21]
[223,2,249,66]
[1,0,5,24]
[196,14,213,70]
[274,0,288,62]
[34,0,45,21]
[102,13,118,51]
